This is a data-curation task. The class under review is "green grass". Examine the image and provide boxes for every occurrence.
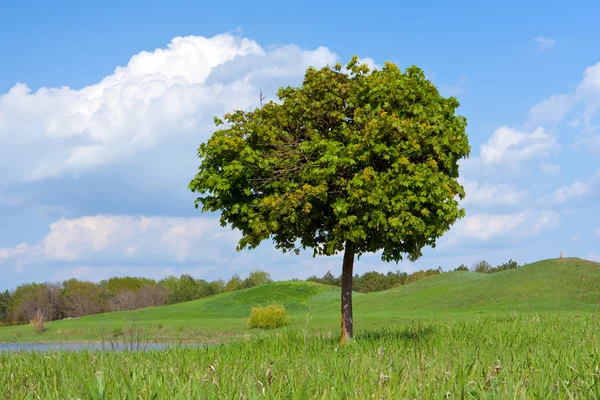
[1,257,600,398]
[1,257,598,343]
[2,314,599,398]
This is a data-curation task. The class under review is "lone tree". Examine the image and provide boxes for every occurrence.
[189,57,470,343]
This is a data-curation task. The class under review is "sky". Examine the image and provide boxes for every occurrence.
[0,0,599,290]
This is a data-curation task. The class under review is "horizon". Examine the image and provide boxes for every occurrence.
[1,1,599,291]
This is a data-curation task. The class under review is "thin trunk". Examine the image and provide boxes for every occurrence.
[340,242,355,345]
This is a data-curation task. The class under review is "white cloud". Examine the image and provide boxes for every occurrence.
[0,243,31,262]
[479,126,559,165]
[0,34,338,182]
[533,36,555,51]
[0,215,240,265]
[529,94,572,124]
[545,171,600,205]
[538,163,561,174]
[448,210,559,242]
[461,180,526,207]
[578,62,600,94]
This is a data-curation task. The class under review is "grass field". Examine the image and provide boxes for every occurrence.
[1,315,599,398]
[1,257,599,398]
[0,257,598,343]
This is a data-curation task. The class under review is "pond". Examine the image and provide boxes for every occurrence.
[0,342,204,352]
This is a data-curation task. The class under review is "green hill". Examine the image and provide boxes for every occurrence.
[1,257,598,342]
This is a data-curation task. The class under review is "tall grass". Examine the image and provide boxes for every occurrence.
[1,313,599,398]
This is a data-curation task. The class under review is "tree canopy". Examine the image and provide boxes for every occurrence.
[189,57,470,341]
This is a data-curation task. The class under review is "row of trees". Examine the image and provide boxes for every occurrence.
[455,259,521,273]
[307,268,443,293]
[0,270,272,326]
[308,258,521,293]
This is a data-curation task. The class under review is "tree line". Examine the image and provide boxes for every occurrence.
[0,270,272,326]
[308,259,521,293]
[306,268,444,293]
[0,259,520,326]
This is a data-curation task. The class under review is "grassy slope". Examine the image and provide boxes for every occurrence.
[1,257,598,342]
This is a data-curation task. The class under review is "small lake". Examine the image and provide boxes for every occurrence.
[0,342,204,352]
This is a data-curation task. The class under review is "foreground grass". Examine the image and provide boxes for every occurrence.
[2,314,600,399]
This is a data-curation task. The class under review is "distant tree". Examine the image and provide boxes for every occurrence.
[62,279,107,317]
[454,264,469,272]
[207,279,225,296]
[103,277,157,295]
[473,260,492,274]
[243,270,273,288]
[496,259,519,272]
[166,274,203,304]
[189,57,470,343]
[0,290,10,324]
[136,284,170,308]
[224,274,244,292]
[8,283,62,324]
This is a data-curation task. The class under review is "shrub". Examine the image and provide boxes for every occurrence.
[247,304,289,329]
[30,310,46,333]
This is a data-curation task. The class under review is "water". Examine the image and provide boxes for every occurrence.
[0,342,204,352]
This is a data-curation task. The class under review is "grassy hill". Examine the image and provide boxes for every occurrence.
[1,257,598,342]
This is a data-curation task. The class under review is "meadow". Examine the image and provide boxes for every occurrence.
[1,257,599,398]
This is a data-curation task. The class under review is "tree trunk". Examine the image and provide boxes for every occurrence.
[340,242,355,345]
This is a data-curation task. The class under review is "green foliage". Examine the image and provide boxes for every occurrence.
[0,290,10,324]
[189,56,470,262]
[473,260,492,273]
[246,304,289,329]
[454,264,469,271]
[7,282,63,324]
[472,259,521,274]
[223,274,243,292]
[62,279,107,317]
[242,269,273,288]
[101,276,157,294]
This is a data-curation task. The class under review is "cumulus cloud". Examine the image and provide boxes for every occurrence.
[544,171,600,205]
[479,126,559,165]
[529,94,572,125]
[0,215,240,265]
[533,36,555,51]
[461,180,526,207]
[447,210,559,242]
[578,62,600,95]
[0,34,338,182]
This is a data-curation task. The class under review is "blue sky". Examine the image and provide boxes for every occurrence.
[1,0,599,290]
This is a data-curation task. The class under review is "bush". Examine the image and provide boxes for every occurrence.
[30,310,46,333]
[247,304,289,329]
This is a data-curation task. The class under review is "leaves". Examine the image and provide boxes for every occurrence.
[189,56,470,262]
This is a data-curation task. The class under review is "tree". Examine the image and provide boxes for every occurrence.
[454,264,469,272]
[189,57,470,343]
[224,274,243,292]
[62,279,107,317]
[473,260,492,273]
[243,270,273,288]
[8,283,63,323]
[0,290,10,324]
